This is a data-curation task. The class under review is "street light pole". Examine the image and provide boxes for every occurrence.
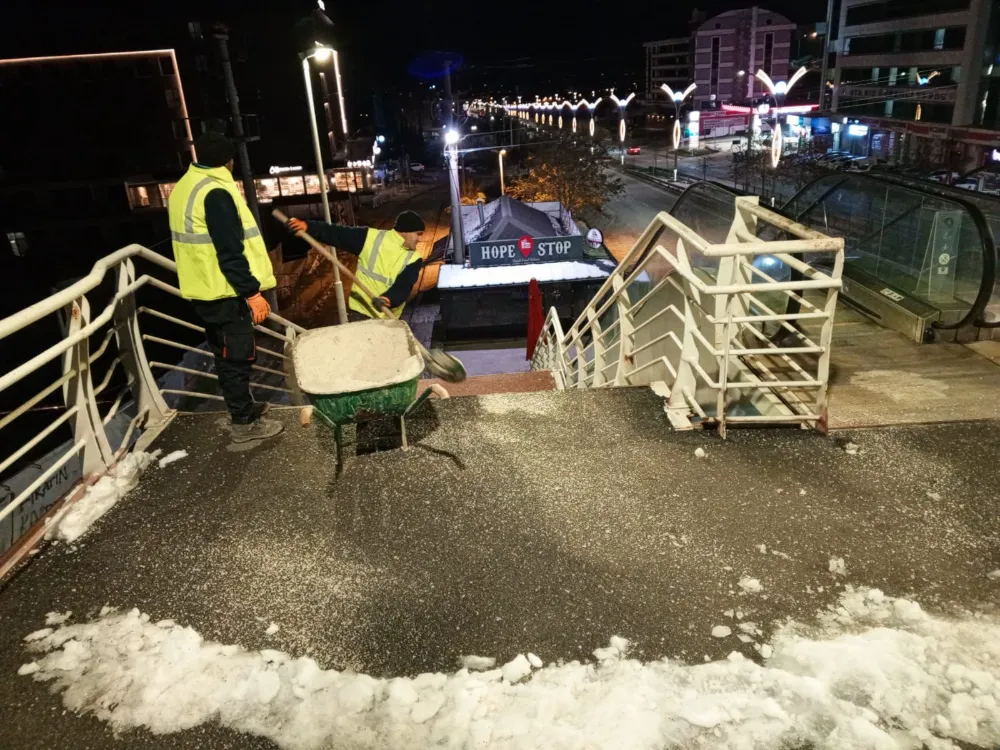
[660,83,697,181]
[499,149,507,195]
[213,27,262,230]
[302,48,347,324]
[755,67,807,168]
[445,129,465,264]
[609,93,634,165]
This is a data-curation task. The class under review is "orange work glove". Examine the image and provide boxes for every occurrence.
[285,217,308,234]
[246,293,270,325]
[371,296,391,313]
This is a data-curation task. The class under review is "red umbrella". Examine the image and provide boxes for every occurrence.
[526,278,543,360]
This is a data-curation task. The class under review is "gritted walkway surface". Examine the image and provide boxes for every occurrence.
[1,389,999,749]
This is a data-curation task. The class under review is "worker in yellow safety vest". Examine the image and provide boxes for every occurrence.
[168,131,283,443]
[285,211,425,322]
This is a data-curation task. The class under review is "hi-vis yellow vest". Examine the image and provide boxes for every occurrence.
[168,164,276,301]
[349,228,421,318]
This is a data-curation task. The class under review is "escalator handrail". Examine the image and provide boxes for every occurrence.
[867,171,1000,328]
[778,172,997,331]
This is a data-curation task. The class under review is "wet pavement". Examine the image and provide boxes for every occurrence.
[1,388,999,749]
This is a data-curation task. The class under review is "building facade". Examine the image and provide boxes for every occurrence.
[828,0,999,168]
[643,37,692,101]
[693,7,796,111]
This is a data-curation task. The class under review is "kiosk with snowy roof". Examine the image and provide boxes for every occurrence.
[433,196,617,337]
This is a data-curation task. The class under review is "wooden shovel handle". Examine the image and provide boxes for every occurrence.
[271,209,384,313]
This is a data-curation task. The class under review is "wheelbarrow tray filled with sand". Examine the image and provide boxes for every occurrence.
[294,318,426,427]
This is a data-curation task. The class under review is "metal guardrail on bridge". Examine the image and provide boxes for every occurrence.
[0,245,304,552]
[531,195,844,437]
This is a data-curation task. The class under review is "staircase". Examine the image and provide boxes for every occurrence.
[530,196,845,437]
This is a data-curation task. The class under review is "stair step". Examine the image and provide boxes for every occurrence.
[418,370,554,397]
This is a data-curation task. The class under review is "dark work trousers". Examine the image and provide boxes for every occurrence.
[190,297,256,424]
[347,309,373,323]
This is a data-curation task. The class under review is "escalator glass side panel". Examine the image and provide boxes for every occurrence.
[779,173,995,331]
[870,171,1000,326]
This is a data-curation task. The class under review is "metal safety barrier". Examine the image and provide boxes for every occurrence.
[532,195,844,437]
[0,244,305,545]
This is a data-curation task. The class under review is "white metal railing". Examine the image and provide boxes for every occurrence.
[531,195,844,437]
[0,244,305,549]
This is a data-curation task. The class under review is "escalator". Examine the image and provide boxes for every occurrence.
[669,174,1000,344]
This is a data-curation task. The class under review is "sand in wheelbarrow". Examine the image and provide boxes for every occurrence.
[293,319,425,395]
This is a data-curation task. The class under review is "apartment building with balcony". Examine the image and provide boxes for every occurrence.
[693,7,796,111]
[643,37,693,102]
[829,0,1000,168]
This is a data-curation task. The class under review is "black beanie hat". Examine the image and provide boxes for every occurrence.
[194,131,236,168]
[394,210,425,233]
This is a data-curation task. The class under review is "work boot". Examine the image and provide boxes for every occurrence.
[252,400,270,419]
[231,417,284,443]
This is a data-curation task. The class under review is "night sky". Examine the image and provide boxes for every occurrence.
[4,0,824,99]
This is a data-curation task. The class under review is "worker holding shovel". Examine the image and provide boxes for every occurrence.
[284,212,425,321]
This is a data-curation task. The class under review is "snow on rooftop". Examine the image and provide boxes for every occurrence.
[437,260,615,289]
[17,586,1000,750]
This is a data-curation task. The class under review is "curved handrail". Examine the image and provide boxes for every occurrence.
[778,172,997,331]
[868,170,1000,328]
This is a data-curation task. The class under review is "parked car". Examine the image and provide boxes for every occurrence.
[409,162,426,173]
[924,170,961,184]
[626,146,641,155]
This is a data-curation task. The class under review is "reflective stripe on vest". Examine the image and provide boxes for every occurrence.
[361,231,392,285]
[349,228,419,318]
[171,226,262,245]
[168,164,276,301]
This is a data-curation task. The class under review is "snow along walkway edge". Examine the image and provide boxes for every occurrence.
[17,587,1000,750]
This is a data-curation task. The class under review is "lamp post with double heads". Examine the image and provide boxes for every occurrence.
[754,66,807,168]
[659,82,697,180]
[609,92,635,165]
[302,43,347,324]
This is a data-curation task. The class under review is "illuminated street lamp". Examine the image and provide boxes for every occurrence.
[302,43,346,324]
[575,97,601,139]
[660,82,697,179]
[609,92,635,164]
[498,148,507,195]
[444,128,465,263]
[755,66,807,167]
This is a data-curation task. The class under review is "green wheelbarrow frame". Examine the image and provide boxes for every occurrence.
[295,320,439,453]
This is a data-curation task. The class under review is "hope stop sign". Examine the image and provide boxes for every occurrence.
[517,235,534,257]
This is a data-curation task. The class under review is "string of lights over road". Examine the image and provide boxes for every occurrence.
[470,66,815,168]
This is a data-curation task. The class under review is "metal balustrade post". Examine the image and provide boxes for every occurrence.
[665,236,701,430]
[587,308,606,387]
[813,240,844,430]
[114,260,170,424]
[62,298,115,476]
[716,197,759,348]
[612,275,635,386]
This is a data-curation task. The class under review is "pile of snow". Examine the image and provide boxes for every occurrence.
[19,588,1000,749]
[461,655,496,671]
[158,450,188,469]
[737,576,763,593]
[45,451,157,544]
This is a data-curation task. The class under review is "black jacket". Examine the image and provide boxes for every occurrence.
[203,188,260,298]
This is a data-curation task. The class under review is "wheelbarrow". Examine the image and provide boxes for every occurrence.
[293,318,446,456]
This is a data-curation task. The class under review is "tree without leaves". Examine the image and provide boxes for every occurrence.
[506,132,625,214]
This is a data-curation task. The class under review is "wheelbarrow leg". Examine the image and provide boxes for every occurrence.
[399,416,408,452]
[335,424,344,476]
